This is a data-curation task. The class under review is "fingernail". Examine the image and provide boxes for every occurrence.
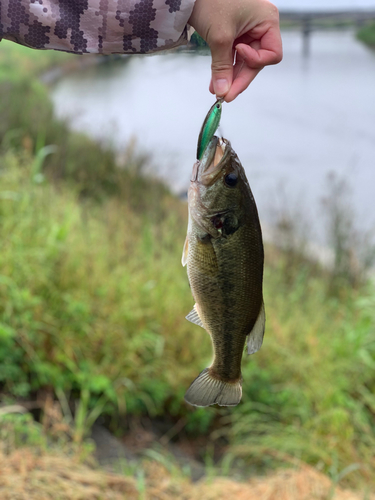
[214,78,229,96]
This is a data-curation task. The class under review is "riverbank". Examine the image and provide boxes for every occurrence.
[2,444,373,500]
[357,21,375,47]
[1,40,375,496]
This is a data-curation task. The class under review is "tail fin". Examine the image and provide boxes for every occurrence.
[184,368,242,407]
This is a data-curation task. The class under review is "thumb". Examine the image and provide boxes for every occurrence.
[210,39,234,98]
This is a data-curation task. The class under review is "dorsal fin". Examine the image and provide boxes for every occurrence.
[186,304,204,329]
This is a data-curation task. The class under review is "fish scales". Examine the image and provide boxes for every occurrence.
[183,137,265,407]
[188,223,262,378]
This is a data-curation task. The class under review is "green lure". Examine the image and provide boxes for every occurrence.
[196,99,223,160]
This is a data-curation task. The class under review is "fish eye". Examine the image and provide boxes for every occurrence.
[224,173,238,187]
[212,217,223,229]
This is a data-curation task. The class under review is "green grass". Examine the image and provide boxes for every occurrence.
[0,152,204,416]
[0,39,73,79]
[225,263,375,487]
[1,147,375,489]
[0,39,375,492]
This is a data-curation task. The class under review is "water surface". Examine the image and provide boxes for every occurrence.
[52,30,375,243]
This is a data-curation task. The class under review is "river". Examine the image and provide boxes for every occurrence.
[51,29,375,246]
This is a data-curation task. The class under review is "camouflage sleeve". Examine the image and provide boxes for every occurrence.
[0,0,195,54]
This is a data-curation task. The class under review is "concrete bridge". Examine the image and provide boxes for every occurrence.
[278,7,375,56]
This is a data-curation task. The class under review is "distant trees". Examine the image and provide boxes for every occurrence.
[190,31,208,47]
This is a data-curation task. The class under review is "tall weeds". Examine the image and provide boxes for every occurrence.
[0,153,208,418]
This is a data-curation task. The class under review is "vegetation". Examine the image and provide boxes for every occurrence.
[190,32,208,48]
[357,22,375,48]
[1,422,372,500]
[0,40,73,79]
[0,39,375,496]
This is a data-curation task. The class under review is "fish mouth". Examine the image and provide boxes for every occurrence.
[195,136,230,186]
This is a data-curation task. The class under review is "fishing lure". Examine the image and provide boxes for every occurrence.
[196,98,223,160]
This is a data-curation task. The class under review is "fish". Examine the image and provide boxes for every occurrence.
[182,135,265,407]
[196,99,223,160]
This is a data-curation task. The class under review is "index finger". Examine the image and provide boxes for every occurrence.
[236,26,283,69]
[223,58,262,102]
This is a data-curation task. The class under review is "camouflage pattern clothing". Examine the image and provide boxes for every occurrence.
[0,0,195,54]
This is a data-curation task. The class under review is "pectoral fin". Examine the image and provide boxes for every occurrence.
[186,303,204,329]
[247,302,265,355]
[181,236,189,267]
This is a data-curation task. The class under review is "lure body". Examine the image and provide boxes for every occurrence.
[196,99,223,160]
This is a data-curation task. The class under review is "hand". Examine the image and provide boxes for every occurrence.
[188,0,283,102]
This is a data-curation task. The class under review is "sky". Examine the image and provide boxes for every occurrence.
[274,0,375,12]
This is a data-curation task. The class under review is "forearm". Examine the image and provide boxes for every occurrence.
[0,0,195,54]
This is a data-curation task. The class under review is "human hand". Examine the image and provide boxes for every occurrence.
[188,0,283,102]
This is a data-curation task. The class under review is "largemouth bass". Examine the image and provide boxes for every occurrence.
[182,136,265,407]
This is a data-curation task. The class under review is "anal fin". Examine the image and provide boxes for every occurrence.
[186,303,204,329]
[247,301,266,355]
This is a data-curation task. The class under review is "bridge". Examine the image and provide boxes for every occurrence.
[277,2,375,56]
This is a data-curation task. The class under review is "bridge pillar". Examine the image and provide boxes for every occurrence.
[302,16,312,57]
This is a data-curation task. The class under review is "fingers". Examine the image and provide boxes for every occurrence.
[209,61,261,102]
[209,37,235,98]
[216,26,283,102]
[236,27,283,68]
[224,61,262,103]
[188,0,282,101]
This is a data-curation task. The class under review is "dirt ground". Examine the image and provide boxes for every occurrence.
[0,448,373,500]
